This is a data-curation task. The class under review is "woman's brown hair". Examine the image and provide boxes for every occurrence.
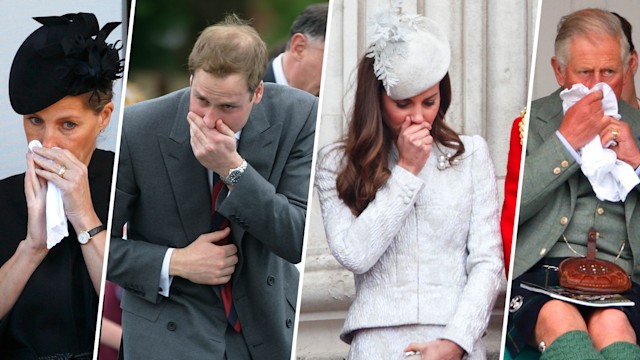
[336,56,464,216]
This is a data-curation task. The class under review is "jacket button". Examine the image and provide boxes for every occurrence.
[539,248,546,256]
[553,167,561,175]
[560,216,568,225]
[597,207,604,215]
[167,321,177,331]
[561,160,569,168]
[286,318,293,328]
[267,275,275,286]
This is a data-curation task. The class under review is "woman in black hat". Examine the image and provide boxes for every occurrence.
[0,13,123,359]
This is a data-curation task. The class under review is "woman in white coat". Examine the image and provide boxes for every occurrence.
[315,4,503,360]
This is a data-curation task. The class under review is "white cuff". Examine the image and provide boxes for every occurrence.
[159,248,175,297]
[556,131,582,164]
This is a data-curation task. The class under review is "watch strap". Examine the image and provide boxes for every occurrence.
[86,224,106,237]
[223,159,248,186]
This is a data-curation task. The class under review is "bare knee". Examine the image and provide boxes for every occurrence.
[535,300,587,345]
[588,308,636,350]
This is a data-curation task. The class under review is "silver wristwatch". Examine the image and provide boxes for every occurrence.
[223,159,247,186]
[78,224,106,244]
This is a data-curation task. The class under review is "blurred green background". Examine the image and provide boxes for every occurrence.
[126,0,328,102]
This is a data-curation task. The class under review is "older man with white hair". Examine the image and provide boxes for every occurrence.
[507,8,640,360]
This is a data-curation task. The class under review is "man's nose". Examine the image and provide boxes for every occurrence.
[202,108,218,129]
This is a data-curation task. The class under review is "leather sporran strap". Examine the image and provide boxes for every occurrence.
[586,227,597,259]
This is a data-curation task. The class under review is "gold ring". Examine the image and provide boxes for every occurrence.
[57,165,67,178]
[611,129,619,139]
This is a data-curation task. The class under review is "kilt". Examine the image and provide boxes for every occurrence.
[505,257,640,357]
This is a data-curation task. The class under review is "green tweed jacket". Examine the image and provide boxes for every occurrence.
[513,88,640,282]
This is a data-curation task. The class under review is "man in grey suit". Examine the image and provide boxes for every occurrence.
[107,15,317,359]
[507,8,640,359]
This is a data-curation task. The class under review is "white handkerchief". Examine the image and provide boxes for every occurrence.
[28,140,68,249]
[560,83,640,202]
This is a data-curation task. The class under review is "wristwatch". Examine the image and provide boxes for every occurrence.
[223,159,247,186]
[77,224,106,244]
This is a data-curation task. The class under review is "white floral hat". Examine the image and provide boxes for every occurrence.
[366,0,450,100]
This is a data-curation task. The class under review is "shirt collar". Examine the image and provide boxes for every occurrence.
[272,53,289,86]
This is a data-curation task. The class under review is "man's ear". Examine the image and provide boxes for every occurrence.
[629,50,639,76]
[551,56,567,88]
[289,33,308,61]
[252,81,264,105]
[622,51,637,87]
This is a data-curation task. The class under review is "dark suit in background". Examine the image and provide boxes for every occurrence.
[263,59,276,84]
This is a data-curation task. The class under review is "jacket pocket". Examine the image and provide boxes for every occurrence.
[121,290,167,322]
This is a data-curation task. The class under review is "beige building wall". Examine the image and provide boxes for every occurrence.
[295,0,539,359]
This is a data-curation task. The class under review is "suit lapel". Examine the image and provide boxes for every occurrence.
[536,90,581,202]
[230,100,283,279]
[158,90,212,245]
[534,89,564,142]
[238,101,282,179]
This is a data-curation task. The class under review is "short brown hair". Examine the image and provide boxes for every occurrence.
[188,14,268,92]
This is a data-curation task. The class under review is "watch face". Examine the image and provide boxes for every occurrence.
[228,170,240,184]
[78,232,90,244]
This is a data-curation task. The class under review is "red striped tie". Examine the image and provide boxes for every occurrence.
[211,178,241,332]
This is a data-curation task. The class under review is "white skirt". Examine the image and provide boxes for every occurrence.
[347,324,486,360]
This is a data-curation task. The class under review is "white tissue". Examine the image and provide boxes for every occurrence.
[28,140,68,249]
[560,83,640,202]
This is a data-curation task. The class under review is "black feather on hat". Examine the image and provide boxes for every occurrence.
[9,12,124,114]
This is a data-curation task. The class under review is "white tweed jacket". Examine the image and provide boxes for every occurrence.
[315,135,503,355]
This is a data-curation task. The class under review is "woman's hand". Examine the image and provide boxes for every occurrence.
[30,146,104,294]
[0,152,50,318]
[24,152,48,253]
[405,339,465,360]
[30,147,100,232]
[397,116,433,175]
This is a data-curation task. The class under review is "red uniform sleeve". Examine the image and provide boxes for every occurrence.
[500,115,524,275]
